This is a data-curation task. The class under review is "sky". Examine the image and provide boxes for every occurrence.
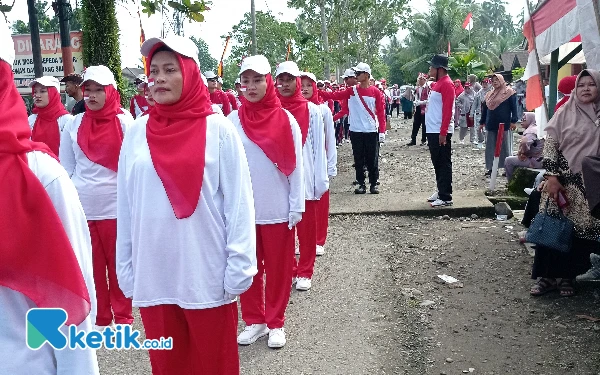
[6,0,528,69]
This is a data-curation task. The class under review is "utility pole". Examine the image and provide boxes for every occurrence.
[27,0,43,78]
[320,0,329,80]
[54,0,74,76]
[251,0,257,55]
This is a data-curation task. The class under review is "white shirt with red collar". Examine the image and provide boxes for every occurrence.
[320,85,386,133]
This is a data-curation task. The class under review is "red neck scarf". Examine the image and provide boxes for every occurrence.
[146,50,214,219]
[307,81,323,106]
[239,74,296,176]
[277,77,310,145]
[77,85,123,172]
[31,87,69,156]
[0,63,90,326]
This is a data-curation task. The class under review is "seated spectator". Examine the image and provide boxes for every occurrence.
[504,112,543,180]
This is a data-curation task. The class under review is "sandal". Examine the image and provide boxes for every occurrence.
[558,278,576,297]
[530,278,557,296]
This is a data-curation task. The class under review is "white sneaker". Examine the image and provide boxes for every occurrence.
[295,246,300,255]
[237,324,269,345]
[296,277,312,291]
[316,245,325,256]
[268,328,286,348]
[427,192,438,202]
[430,199,453,207]
[459,140,465,145]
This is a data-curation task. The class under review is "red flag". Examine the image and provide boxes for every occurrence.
[217,36,231,77]
[137,10,147,75]
[462,12,473,30]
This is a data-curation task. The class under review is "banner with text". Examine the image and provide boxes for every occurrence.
[12,31,84,88]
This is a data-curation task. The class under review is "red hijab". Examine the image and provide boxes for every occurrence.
[77,84,123,172]
[305,78,323,106]
[555,75,577,112]
[31,86,69,156]
[239,74,296,176]
[277,76,310,145]
[146,47,214,219]
[454,79,464,96]
[0,62,90,326]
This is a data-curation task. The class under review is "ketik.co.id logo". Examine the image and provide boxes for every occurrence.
[26,308,172,350]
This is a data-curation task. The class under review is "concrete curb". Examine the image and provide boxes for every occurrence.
[330,190,495,218]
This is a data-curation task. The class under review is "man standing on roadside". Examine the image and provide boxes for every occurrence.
[407,73,430,146]
[425,54,455,207]
[61,73,86,115]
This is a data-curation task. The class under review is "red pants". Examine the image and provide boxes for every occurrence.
[88,219,133,326]
[240,223,294,329]
[316,190,330,246]
[293,200,318,279]
[140,303,239,375]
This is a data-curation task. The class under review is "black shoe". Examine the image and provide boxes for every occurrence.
[370,185,379,194]
[355,185,366,194]
[406,141,416,146]
[352,180,359,186]
[485,170,492,177]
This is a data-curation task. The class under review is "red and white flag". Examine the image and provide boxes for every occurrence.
[462,13,473,31]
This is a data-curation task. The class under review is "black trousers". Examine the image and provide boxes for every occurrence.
[403,111,413,119]
[390,102,400,117]
[427,133,453,201]
[411,107,426,143]
[532,237,600,279]
[343,117,350,139]
[350,131,379,186]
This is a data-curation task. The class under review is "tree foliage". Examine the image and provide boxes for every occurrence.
[11,0,83,34]
[81,0,127,105]
[190,36,217,72]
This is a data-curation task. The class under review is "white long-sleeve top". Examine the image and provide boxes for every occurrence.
[303,102,329,200]
[116,114,257,309]
[59,110,133,220]
[0,151,98,375]
[319,103,337,177]
[28,113,73,132]
[228,109,305,224]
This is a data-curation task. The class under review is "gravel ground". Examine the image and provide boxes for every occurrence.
[96,117,600,374]
[332,117,508,195]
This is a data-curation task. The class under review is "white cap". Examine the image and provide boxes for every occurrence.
[82,65,117,89]
[342,68,356,78]
[204,71,217,79]
[239,55,271,76]
[352,62,371,75]
[136,74,148,83]
[275,61,301,78]
[0,16,14,67]
[141,35,200,67]
[218,76,223,84]
[28,76,61,91]
[317,80,324,85]
[235,77,241,85]
[299,72,317,83]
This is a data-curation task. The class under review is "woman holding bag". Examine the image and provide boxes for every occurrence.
[530,69,600,296]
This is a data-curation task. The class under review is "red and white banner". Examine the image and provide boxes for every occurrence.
[462,13,473,31]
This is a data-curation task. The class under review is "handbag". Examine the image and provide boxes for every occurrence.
[525,198,574,253]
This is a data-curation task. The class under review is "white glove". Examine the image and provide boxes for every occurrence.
[224,291,238,301]
[288,211,302,229]
[379,133,385,143]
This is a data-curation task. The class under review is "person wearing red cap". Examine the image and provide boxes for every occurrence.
[59,65,134,331]
[300,71,337,256]
[555,75,577,112]
[0,19,98,374]
[320,62,386,194]
[228,55,304,349]
[276,62,328,293]
[117,36,257,374]
[28,76,72,156]
[205,71,232,116]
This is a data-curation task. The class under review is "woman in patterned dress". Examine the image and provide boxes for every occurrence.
[530,69,600,297]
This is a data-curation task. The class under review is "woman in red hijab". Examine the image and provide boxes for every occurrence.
[275,61,328,295]
[300,71,337,257]
[27,76,72,156]
[0,19,97,374]
[59,65,134,331]
[228,55,304,350]
[117,36,257,375]
[555,75,577,112]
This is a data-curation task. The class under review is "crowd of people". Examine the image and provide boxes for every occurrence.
[2,10,600,372]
